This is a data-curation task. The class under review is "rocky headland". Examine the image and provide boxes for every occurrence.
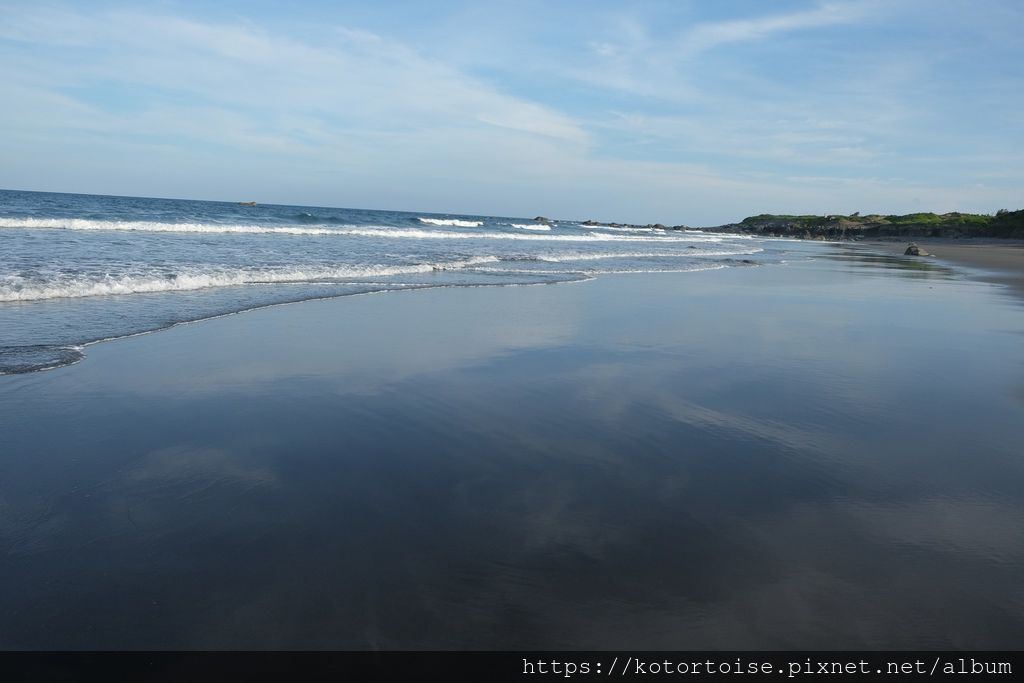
[574,210,1024,240]
[709,209,1024,240]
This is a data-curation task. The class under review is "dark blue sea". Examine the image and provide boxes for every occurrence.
[0,189,782,374]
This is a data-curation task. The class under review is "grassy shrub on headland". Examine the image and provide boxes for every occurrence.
[726,210,1024,239]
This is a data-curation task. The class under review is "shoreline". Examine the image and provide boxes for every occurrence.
[4,234,1023,378]
[6,235,1024,376]
[3,244,1024,648]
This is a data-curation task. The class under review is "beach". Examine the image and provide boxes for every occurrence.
[3,0,1022,665]
[859,238,1024,297]
[2,241,1024,649]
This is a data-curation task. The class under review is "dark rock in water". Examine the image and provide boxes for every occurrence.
[533,216,551,223]
[904,243,930,256]
[653,223,666,230]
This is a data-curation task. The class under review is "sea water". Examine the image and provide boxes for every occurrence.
[0,189,783,373]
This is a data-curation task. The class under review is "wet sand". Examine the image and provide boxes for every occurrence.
[859,238,1024,298]
[2,244,1024,649]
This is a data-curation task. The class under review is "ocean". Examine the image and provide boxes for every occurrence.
[0,189,780,375]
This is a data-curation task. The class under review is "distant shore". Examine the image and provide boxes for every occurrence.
[577,210,1024,240]
[711,210,1024,240]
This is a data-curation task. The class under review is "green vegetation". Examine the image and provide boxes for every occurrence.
[992,208,1024,232]
[740,214,824,227]
[727,210,1024,239]
[885,212,942,225]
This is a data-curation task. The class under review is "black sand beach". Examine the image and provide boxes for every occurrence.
[860,238,1024,297]
[2,242,1024,649]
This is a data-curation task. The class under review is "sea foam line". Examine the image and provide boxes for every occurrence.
[0,217,347,235]
[582,224,657,232]
[417,217,483,227]
[0,256,500,302]
[0,217,726,243]
[476,263,729,275]
[340,228,723,243]
[534,248,762,262]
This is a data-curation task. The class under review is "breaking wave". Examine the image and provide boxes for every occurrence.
[0,217,350,235]
[0,218,730,243]
[0,189,786,377]
[0,256,500,302]
[340,228,722,243]
[583,224,658,232]
[417,217,483,227]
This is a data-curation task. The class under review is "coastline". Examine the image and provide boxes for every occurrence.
[3,245,1024,648]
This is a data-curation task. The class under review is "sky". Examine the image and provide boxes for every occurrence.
[0,0,1021,225]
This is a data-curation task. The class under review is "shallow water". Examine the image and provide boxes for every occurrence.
[0,190,773,373]
[1,247,1023,649]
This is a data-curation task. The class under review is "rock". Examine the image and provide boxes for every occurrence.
[904,243,930,256]
[653,223,666,230]
[533,216,551,223]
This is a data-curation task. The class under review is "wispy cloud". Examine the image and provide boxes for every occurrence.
[0,1,1020,222]
[0,6,588,145]
[562,1,868,97]
[680,2,863,55]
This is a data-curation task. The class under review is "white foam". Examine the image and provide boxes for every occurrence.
[511,223,552,231]
[417,217,483,227]
[0,217,722,243]
[535,248,761,263]
[0,217,348,235]
[476,264,729,275]
[599,264,729,274]
[339,227,720,243]
[0,256,501,302]
[584,224,657,232]
[536,251,668,262]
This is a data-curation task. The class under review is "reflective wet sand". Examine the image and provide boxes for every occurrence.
[2,247,1024,649]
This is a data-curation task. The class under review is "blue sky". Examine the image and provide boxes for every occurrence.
[1,0,1021,224]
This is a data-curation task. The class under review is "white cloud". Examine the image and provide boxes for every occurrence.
[0,6,588,145]
[680,2,863,55]
[0,2,1020,223]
